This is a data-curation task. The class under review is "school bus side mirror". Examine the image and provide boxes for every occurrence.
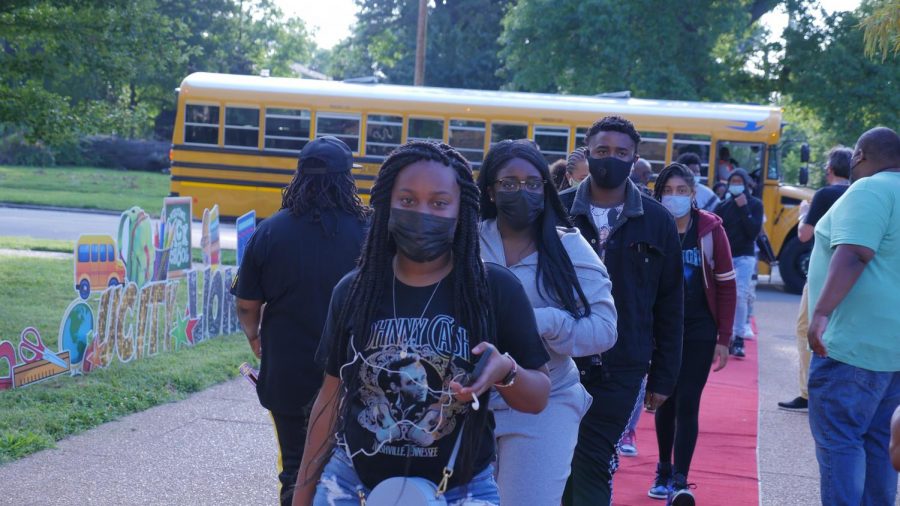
[800,143,810,163]
[799,166,809,186]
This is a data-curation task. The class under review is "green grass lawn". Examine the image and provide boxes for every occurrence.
[0,165,170,215]
[0,251,253,464]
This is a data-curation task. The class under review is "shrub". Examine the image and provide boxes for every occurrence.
[0,128,55,166]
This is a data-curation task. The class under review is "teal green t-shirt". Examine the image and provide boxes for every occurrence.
[807,170,900,372]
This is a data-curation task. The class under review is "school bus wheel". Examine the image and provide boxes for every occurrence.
[779,236,812,295]
[108,277,120,287]
[77,279,91,300]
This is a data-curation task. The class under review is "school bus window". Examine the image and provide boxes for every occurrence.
[491,123,528,145]
[534,126,570,164]
[408,118,444,143]
[91,244,99,262]
[317,114,361,152]
[365,114,402,158]
[99,245,107,262]
[449,119,486,164]
[718,141,765,178]
[640,132,667,174]
[184,104,219,145]
[575,127,589,147]
[265,108,310,152]
[107,244,115,261]
[767,145,779,180]
[78,245,90,263]
[225,107,260,148]
[673,133,711,174]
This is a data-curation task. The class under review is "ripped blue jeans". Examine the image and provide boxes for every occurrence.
[313,449,500,506]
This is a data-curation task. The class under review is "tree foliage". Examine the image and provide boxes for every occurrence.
[0,0,315,152]
[498,0,781,100]
[781,5,900,147]
[322,0,511,89]
[859,0,900,60]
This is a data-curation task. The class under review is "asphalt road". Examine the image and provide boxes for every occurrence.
[0,205,237,250]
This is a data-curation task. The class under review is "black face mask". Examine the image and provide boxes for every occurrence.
[588,156,634,189]
[495,190,545,230]
[388,208,457,263]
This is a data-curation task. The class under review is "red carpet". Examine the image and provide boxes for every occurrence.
[612,339,759,506]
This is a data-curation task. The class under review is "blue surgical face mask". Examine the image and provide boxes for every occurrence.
[661,195,692,218]
[728,184,745,196]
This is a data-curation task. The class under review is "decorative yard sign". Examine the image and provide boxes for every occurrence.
[163,197,192,277]
[201,205,221,268]
[235,210,256,268]
[0,201,240,391]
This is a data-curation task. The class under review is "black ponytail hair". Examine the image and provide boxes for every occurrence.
[653,162,697,205]
[328,140,494,485]
[477,139,590,318]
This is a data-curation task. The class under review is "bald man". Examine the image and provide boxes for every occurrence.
[630,158,653,195]
[806,126,900,505]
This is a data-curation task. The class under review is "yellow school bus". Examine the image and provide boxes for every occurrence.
[169,72,813,292]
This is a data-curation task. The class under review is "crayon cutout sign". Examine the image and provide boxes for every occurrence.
[0,203,248,391]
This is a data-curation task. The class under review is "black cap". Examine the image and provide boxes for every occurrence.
[297,136,361,174]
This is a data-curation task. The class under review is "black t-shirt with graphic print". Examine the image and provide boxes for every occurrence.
[680,217,717,341]
[317,263,550,489]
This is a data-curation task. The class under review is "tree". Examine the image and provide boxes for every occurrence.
[859,0,900,60]
[498,0,781,100]
[781,5,900,147]
[322,0,512,89]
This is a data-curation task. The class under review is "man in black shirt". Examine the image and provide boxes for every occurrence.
[778,146,852,412]
[559,116,684,506]
[231,136,368,506]
[714,168,764,358]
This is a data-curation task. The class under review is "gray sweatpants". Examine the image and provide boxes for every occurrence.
[494,382,592,506]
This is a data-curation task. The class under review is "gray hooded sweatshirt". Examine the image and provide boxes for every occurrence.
[479,220,618,404]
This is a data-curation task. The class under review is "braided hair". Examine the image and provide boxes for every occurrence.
[330,140,494,484]
[477,139,589,318]
[280,169,368,222]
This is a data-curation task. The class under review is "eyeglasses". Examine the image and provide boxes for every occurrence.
[494,177,546,193]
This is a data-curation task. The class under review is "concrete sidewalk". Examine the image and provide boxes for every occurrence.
[0,379,278,505]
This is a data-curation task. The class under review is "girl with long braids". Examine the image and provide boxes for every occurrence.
[477,139,617,505]
[647,163,736,505]
[291,141,551,506]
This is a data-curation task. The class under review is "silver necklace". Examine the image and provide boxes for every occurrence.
[393,275,443,358]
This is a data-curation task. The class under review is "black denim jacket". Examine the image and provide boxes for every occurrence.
[559,178,684,396]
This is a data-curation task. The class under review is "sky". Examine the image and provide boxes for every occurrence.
[274,0,863,50]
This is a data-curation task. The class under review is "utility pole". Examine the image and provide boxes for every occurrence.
[414,0,427,86]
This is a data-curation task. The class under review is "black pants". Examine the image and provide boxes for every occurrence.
[563,368,646,506]
[655,338,716,478]
[271,408,311,506]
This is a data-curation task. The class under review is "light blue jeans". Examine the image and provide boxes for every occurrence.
[732,256,756,338]
[313,449,500,506]
[808,355,900,505]
[624,376,647,432]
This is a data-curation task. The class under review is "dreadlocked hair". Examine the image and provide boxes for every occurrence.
[478,139,590,318]
[330,140,494,485]
[280,170,368,222]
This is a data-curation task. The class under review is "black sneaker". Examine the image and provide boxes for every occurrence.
[730,336,745,358]
[667,473,696,506]
[777,396,808,412]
